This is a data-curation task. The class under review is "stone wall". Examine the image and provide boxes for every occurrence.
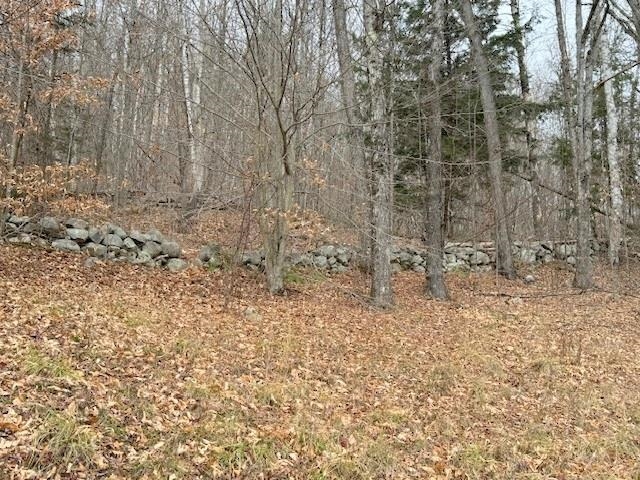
[2,213,600,274]
[2,214,188,271]
[234,240,600,273]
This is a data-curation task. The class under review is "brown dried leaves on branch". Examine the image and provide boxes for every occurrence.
[0,246,639,479]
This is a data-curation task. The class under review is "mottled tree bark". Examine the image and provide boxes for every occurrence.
[460,0,516,279]
[425,0,448,299]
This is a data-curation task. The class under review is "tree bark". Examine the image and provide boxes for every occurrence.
[425,0,448,299]
[460,0,516,279]
[364,0,394,307]
[509,0,542,238]
[602,30,623,265]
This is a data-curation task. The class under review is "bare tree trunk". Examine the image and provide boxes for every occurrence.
[364,0,394,307]
[602,30,623,265]
[332,0,371,268]
[425,0,447,299]
[460,0,516,279]
[510,0,542,238]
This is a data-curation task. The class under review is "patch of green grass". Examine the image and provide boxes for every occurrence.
[24,348,79,379]
[31,411,96,469]
[285,267,326,285]
[453,443,494,477]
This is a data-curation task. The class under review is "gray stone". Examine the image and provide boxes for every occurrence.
[198,243,221,263]
[167,258,188,272]
[142,241,163,258]
[132,251,153,265]
[518,248,537,264]
[412,265,426,273]
[327,256,337,265]
[555,243,576,259]
[317,245,337,258]
[103,233,124,248]
[242,252,263,266]
[84,242,107,258]
[332,264,348,273]
[39,216,64,236]
[469,250,491,265]
[107,223,127,239]
[67,228,89,243]
[146,229,165,244]
[65,218,89,230]
[7,233,31,244]
[392,263,403,274]
[123,237,137,250]
[8,215,30,225]
[52,239,80,252]
[412,254,424,265]
[128,230,147,244]
[566,256,577,265]
[161,241,181,258]
[524,274,536,284]
[314,255,328,268]
[336,253,350,265]
[398,251,413,266]
[88,227,105,244]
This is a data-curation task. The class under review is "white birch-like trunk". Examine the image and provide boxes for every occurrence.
[602,31,623,265]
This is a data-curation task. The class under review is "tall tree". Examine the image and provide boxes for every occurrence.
[509,0,542,238]
[424,0,448,299]
[459,0,516,279]
[364,0,394,306]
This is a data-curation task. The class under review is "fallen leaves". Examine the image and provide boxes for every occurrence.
[1,244,640,478]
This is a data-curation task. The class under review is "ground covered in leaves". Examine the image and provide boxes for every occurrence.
[1,245,639,479]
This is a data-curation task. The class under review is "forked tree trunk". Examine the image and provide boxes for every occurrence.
[425,0,448,299]
[460,0,516,279]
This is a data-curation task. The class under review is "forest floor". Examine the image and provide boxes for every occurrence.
[1,242,640,479]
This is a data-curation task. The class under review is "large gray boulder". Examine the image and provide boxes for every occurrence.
[317,245,337,258]
[88,227,105,244]
[167,258,188,272]
[103,234,124,248]
[132,251,153,265]
[7,233,32,244]
[128,230,147,244]
[67,228,89,243]
[107,223,127,239]
[84,242,107,257]
[161,241,181,258]
[146,229,165,244]
[65,218,89,230]
[518,248,537,264]
[39,216,64,237]
[198,243,221,263]
[123,237,137,250]
[469,250,491,265]
[142,241,163,258]
[8,215,30,225]
[52,239,80,252]
[314,255,328,268]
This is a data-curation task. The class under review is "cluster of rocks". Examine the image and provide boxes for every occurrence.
[237,240,601,274]
[2,212,601,275]
[2,214,187,271]
[232,245,353,273]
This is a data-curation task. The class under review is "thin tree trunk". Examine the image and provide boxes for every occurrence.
[332,0,371,268]
[364,0,393,307]
[425,0,447,299]
[510,0,542,238]
[602,31,623,265]
[460,0,516,279]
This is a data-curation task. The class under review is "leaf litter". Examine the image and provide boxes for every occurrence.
[1,244,639,479]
